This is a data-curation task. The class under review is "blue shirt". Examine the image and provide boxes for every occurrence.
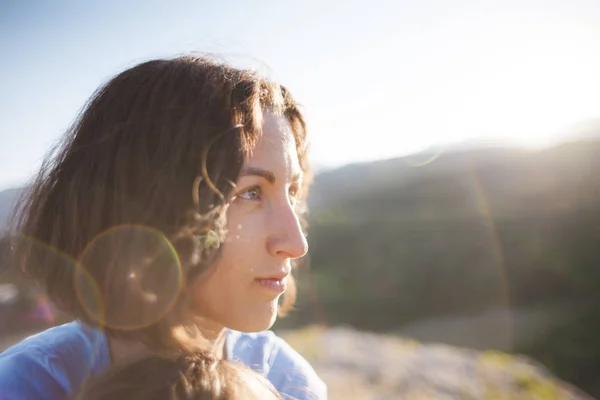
[0,322,326,400]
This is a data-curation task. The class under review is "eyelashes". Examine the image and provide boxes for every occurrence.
[237,186,261,201]
[235,184,300,204]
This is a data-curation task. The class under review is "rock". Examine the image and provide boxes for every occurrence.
[279,326,593,400]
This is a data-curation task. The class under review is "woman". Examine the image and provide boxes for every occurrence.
[72,351,282,400]
[0,55,326,399]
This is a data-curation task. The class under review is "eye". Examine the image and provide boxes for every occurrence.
[288,184,300,203]
[237,186,261,201]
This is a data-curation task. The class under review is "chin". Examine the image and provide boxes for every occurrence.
[230,302,278,333]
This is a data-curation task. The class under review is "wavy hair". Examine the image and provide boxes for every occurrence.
[11,55,310,351]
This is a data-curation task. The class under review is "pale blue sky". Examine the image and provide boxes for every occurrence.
[1,0,599,190]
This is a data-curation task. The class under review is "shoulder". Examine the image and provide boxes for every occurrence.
[0,322,108,400]
[226,329,277,374]
[0,343,65,400]
[268,334,327,400]
[227,330,327,400]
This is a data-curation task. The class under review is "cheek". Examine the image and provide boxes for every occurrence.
[203,217,261,286]
[225,210,264,251]
[188,209,277,328]
[190,257,240,318]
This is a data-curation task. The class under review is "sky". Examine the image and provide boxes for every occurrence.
[1,0,599,190]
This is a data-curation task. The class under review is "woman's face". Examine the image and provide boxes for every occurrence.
[192,112,308,333]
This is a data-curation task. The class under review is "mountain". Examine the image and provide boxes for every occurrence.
[307,145,524,210]
[558,117,600,143]
[309,117,600,212]
[311,141,600,220]
[301,139,600,320]
[0,188,22,231]
[294,139,600,396]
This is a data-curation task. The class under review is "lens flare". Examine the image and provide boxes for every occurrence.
[467,169,512,348]
[73,257,106,327]
[14,234,85,317]
[403,149,444,167]
[76,224,183,331]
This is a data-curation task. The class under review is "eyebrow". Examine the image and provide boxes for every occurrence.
[240,167,302,184]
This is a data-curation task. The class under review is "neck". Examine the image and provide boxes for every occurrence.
[208,328,227,359]
[197,320,228,359]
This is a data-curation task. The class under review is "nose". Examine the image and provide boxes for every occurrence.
[266,201,308,260]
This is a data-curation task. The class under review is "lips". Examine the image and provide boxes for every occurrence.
[256,277,287,292]
[255,271,289,293]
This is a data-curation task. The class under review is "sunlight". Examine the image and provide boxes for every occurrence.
[460,18,600,149]
[471,55,598,149]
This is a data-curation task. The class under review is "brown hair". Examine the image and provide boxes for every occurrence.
[72,351,281,400]
[11,55,310,351]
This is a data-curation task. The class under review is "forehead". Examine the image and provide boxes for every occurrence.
[245,112,301,175]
